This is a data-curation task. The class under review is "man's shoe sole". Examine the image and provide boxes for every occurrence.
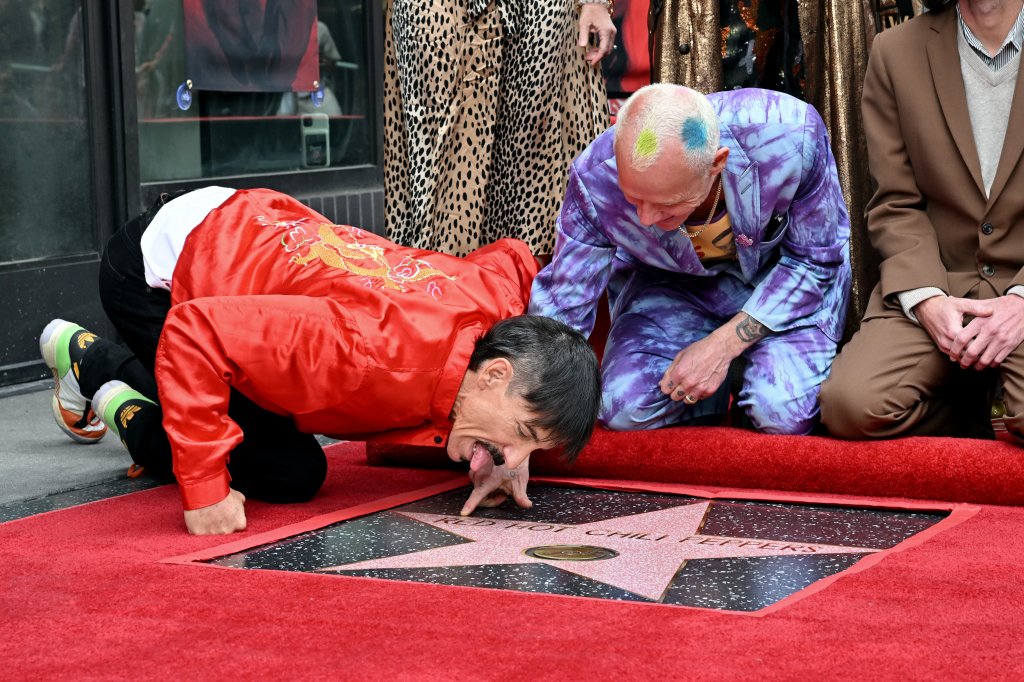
[39,319,106,444]
[49,395,106,444]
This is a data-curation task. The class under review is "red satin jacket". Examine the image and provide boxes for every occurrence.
[155,189,538,509]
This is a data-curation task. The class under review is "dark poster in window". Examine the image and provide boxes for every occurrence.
[182,0,319,92]
[602,0,651,99]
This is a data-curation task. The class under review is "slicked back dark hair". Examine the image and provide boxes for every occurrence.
[468,315,601,463]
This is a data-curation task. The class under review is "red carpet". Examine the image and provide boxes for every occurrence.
[369,426,1024,506]
[2,439,1023,679]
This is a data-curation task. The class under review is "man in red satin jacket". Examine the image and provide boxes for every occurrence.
[40,188,601,535]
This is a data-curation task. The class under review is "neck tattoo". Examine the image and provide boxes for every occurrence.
[679,179,722,239]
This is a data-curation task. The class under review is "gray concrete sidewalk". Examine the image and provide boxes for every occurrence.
[0,378,339,522]
[0,379,145,507]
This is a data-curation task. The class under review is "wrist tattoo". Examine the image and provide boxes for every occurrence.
[736,315,769,343]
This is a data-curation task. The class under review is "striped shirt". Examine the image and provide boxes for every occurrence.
[958,3,1024,70]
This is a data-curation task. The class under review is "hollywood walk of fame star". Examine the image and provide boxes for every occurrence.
[316,501,881,601]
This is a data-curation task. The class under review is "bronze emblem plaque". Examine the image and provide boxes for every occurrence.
[186,481,965,613]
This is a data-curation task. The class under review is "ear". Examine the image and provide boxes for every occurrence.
[710,146,729,176]
[475,357,514,390]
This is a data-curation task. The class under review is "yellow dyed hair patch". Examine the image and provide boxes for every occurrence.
[634,128,659,159]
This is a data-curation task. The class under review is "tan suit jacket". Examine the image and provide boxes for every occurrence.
[861,8,1024,319]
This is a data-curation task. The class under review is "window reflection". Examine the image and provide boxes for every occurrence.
[0,1,92,263]
[135,0,372,183]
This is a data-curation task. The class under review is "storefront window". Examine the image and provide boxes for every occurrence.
[134,0,373,183]
[0,3,93,263]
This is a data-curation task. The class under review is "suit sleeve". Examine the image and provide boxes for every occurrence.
[155,295,362,510]
[741,106,850,338]
[861,30,949,298]
[527,162,617,336]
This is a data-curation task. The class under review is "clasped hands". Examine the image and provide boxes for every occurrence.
[915,294,1024,370]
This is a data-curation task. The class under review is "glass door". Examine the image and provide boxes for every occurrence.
[0,2,121,386]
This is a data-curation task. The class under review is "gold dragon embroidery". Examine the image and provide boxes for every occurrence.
[290,223,456,292]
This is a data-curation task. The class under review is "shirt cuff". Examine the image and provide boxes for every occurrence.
[179,471,232,511]
[1007,286,1024,300]
[897,287,946,323]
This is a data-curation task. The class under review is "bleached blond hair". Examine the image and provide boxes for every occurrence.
[614,83,719,173]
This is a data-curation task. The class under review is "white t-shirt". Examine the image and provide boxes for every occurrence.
[140,186,236,290]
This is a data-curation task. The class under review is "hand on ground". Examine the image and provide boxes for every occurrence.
[460,456,531,516]
[184,488,247,535]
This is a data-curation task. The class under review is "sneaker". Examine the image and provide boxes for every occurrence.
[39,319,107,444]
[94,380,157,477]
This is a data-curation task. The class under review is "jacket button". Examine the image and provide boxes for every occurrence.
[433,436,443,444]
[982,264,995,277]
[678,43,691,55]
[981,222,994,235]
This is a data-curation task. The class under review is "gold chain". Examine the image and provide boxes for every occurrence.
[679,179,722,239]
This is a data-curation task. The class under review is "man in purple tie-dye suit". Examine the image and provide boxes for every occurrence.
[529,84,851,434]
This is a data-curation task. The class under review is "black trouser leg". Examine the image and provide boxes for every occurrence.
[76,338,173,477]
[225,393,328,503]
[77,337,327,496]
[78,333,329,501]
[98,207,170,376]
[88,196,328,503]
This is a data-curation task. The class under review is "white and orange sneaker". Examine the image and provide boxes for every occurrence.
[39,319,107,444]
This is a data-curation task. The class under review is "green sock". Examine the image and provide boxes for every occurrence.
[100,385,156,439]
[53,324,96,380]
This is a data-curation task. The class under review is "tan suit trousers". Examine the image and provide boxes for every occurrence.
[820,313,1024,441]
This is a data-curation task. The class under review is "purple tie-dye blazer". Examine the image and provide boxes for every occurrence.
[529,89,851,343]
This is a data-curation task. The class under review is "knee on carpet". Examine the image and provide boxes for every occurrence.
[818,378,892,439]
[740,397,816,436]
[748,410,815,436]
[242,451,328,504]
[598,399,670,431]
[286,453,329,503]
[599,406,652,432]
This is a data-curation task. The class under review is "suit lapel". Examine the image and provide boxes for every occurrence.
[718,125,760,279]
[928,11,986,196]
[986,58,1024,209]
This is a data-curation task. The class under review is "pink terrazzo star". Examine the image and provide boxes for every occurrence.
[318,502,881,601]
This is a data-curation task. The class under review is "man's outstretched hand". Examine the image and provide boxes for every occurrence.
[460,456,532,516]
[184,488,247,535]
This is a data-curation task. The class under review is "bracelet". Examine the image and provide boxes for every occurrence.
[577,0,615,15]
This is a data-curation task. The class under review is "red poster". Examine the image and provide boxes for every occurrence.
[602,0,651,98]
[182,0,319,93]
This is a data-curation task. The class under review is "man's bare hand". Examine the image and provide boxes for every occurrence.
[659,334,733,403]
[659,313,768,404]
[948,295,1024,369]
[914,295,993,357]
[460,456,531,516]
[184,488,247,535]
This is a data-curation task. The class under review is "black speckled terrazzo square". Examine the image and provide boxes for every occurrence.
[202,484,949,612]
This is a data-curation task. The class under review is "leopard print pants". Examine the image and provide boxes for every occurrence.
[384,0,609,256]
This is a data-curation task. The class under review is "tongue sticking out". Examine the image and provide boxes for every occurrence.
[469,442,491,472]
